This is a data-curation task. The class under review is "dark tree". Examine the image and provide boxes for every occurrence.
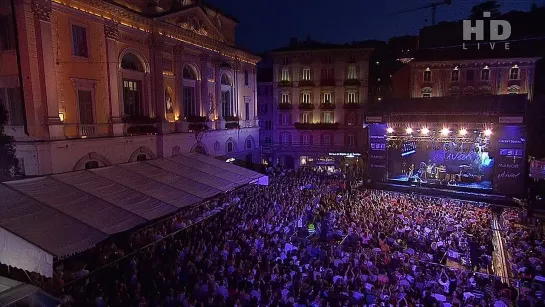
[0,103,18,181]
[469,1,501,19]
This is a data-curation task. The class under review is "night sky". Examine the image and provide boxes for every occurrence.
[207,0,535,53]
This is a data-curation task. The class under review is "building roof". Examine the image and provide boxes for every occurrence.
[368,94,527,118]
[0,154,267,277]
[270,38,373,53]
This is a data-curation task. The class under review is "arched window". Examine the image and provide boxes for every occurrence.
[121,53,144,72]
[85,161,99,169]
[221,74,233,118]
[246,139,252,149]
[227,141,234,153]
[182,66,198,118]
[120,52,147,118]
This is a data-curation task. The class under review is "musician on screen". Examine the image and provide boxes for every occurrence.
[408,163,414,177]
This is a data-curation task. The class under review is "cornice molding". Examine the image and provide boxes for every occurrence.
[104,21,119,40]
[33,0,52,22]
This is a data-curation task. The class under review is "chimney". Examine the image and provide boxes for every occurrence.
[289,37,298,47]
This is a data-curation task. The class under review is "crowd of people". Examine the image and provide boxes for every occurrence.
[3,168,544,306]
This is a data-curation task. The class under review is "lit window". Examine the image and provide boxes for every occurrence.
[302,112,311,123]
[347,65,357,80]
[323,92,332,104]
[281,67,290,81]
[281,92,289,103]
[481,68,490,81]
[72,25,88,58]
[302,68,311,81]
[451,70,459,82]
[302,92,311,104]
[323,112,333,123]
[347,92,356,103]
[423,70,432,82]
[509,67,520,80]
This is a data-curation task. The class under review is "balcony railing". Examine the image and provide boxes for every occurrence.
[319,103,336,110]
[278,102,293,110]
[298,103,315,110]
[320,79,336,87]
[277,80,293,87]
[294,122,339,130]
[63,123,110,138]
[79,124,98,137]
[343,103,364,109]
[298,80,315,87]
[185,115,207,123]
[124,123,158,136]
[344,79,361,86]
[223,115,240,122]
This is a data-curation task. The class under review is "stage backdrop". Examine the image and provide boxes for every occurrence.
[493,125,526,197]
[368,124,388,181]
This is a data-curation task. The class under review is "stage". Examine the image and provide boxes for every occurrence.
[370,180,516,206]
[390,174,493,191]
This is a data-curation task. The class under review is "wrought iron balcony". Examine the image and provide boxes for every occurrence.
[278,102,293,110]
[277,80,293,87]
[298,103,315,110]
[298,80,315,87]
[344,79,361,86]
[319,103,336,110]
[294,122,339,130]
[343,103,364,109]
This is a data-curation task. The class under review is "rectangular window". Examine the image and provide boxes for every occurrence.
[466,70,475,81]
[221,90,231,117]
[281,67,290,81]
[244,70,249,86]
[451,70,459,82]
[347,134,355,147]
[302,68,311,80]
[323,92,332,104]
[265,120,272,130]
[282,57,289,65]
[423,70,432,82]
[323,134,331,146]
[302,134,310,145]
[347,65,357,80]
[72,25,89,58]
[481,69,490,81]
[509,67,520,80]
[77,90,94,124]
[281,113,288,125]
[302,112,311,123]
[0,15,14,51]
[302,92,311,104]
[265,136,272,145]
[282,133,291,145]
[323,112,333,123]
[245,102,250,120]
[322,68,334,80]
[347,92,356,103]
[281,92,289,103]
[0,88,24,126]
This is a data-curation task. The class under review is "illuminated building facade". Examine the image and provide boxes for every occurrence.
[269,39,371,169]
[0,0,260,176]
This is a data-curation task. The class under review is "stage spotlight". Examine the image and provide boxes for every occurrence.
[387,127,394,133]
[459,128,467,136]
[421,127,429,135]
[484,129,492,136]
[406,127,413,134]
[441,128,450,136]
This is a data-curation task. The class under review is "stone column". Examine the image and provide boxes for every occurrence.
[150,32,168,133]
[104,21,123,136]
[214,61,222,122]
[32,0,62,138]
[199,53,210,119]
[253,66,259,127]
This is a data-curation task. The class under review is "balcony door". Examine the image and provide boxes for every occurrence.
[123,80,143,117]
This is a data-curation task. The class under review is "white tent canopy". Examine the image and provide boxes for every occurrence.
[0,154,267,277]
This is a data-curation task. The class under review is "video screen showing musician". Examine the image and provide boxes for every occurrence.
[388,141,494,191]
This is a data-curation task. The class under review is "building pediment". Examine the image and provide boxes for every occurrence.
[159,6,226,42]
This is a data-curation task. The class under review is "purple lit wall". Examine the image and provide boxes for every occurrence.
[368,124,388,181]
[493,125,526,197]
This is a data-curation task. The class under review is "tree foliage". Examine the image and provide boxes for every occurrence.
[469,0,502,19]
[0,103,18,181]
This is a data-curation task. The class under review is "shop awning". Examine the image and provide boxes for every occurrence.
[0,153,267,277]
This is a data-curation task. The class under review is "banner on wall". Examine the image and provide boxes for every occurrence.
[368,123,388,181]
[493,125,526,197]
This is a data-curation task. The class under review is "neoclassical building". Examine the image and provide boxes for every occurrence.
[0,0,260,176]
